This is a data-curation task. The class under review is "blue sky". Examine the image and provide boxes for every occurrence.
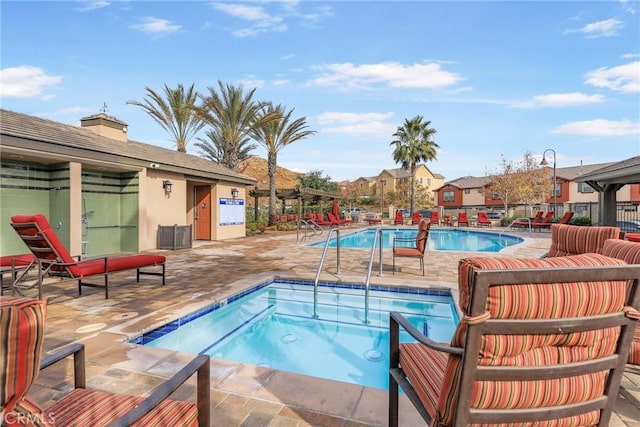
[1,1,639,182]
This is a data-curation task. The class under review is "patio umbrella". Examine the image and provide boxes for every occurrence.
[332,198,340,218]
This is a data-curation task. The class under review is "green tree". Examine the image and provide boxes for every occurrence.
[298,170,339,193]
[196,80,276,171]
[251,103,316,225]
[390,116,439,214]
[194,128,256,168]
[127,83,205,153]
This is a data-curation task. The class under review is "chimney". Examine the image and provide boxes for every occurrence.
[80,113,128,142]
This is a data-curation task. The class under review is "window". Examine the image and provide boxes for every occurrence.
[418,177,423,185]
[443,191,454,202]
[427,178,431,186]
[492,192,501,200]
[464,189,470,194]
[578,182,595,193]
[554,183,561,197]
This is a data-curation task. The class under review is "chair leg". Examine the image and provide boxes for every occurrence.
[392,255,396,274]
[389,314,400,427]
[420,258,424,276]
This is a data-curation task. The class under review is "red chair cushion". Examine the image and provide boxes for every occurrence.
[547,224,620,257]
[0,254,35,267]
[75,255,166,278]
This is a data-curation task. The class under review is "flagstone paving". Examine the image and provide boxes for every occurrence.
[16,224,640,426]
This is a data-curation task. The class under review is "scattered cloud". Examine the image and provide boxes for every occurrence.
[77,1,110,12]
[309,62,463,90]
[0,66,62,98]
[38,106,94,123]
[585,61,640,93]
[564,18,623,38]
[237,78,265,89]
[622,53,640,58]
[317,112,396,135]
[210,3,286,37]
[130,17,182,36]
[512,92,606,108]
[552,119,639,136]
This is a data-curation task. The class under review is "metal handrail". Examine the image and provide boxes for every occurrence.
[500,217,532,237]
[362,228,384,323]
[313,228,340,318]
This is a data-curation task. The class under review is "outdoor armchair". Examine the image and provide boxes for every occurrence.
[392,219,430,275]
[389,253,640,426]
[0,296,210,426]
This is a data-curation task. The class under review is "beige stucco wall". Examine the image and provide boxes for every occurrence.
[69,162,83,256]
[462,188,486,205]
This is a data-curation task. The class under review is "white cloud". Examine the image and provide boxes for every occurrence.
[513,92,606,108]
[585,61,640,93]
[565,18,624,38]
[552,119,639,136]
[130,17,182,36]
[317,112,396,135]
[621,53,640,58]
[310,62,463,90]
[77,1,110,11]
[211,3,286,37]
[0,66,62,98]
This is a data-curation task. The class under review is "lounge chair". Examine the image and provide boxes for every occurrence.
[0,296,210,426]
[533,211,574,231]
[512,211,544,229]
[389,253,640,427]
[429,211,440,226]
[441,214,453,227]
[327,212,351,226]
[411,212,421,225]
[392,219,430,275]
[0,254,35,294]
[525,211,554,230]
[457,212,469,227]
[10,214,166,299]
[475,211,491,227]
[393,210,404,225]
[314,213,335,227]
[363,212,382,225]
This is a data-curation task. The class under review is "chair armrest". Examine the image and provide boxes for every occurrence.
[40,343,86,388]
[392,237,415,247]
[107,354,211,427]
[390,311,463,356]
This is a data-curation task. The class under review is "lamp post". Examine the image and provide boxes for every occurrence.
[540,149,557,214]
[380,179,386,218]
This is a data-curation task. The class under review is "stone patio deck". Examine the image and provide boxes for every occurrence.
[18,225,640,426]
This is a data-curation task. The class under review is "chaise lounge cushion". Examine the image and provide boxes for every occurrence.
[0,254,35,267]
[73,255,166,278]
[547,224,620,257]
[404,253,630,426]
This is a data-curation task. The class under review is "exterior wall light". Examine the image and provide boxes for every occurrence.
[163,180,173,193]
[231,188,239,198]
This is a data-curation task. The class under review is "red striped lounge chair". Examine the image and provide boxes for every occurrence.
[389,253,640,426]
[0,296,210,426]
[10,214,166,299]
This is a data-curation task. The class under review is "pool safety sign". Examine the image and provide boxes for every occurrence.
[219,198,244,225]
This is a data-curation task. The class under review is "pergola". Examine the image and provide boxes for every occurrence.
[248,186,341,221]
[575,156,640,226]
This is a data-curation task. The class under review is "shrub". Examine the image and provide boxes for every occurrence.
[569,216,592,226]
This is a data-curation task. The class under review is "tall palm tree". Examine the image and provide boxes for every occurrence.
[390,116,439,214]
[194,128,256,168]
[251,103,316,226]
[196,80,277,171]
[127,83,205,153]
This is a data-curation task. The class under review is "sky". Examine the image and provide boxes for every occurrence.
[1,1,639,183]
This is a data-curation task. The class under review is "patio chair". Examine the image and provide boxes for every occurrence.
[545,224,620,258]
[476,211,491,227]
[393,210,404,225]
[0,296,210,426]
[0,254,35,295]
[327,212,351,226]
[533,211,574,231]
[10,214,166,299]
[457,212,469,227]
[389,253,640,427]
[314,213,335,227]
[364,212,382,225]
[430,211,440,226]
[512,211,544,229]
[411,212,421,225]
[392,219,430,275]
[441,214,453,227]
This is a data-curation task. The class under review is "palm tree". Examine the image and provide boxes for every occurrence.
[196,80,277,171]
[127,83,205,153]
[194,128,256,168]
[390,116,439,215]
[251,103,316,226]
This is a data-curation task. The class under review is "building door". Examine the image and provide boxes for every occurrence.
[194,186,211,240]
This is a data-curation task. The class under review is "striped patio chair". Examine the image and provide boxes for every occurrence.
[0,296,211,426]
[546,223,620,257]
[389,254,640,427]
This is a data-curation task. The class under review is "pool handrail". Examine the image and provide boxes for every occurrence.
[363,228,384,324]
[313,228,341,317]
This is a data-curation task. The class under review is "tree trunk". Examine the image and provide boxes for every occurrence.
[268,151,278,226]
[409,163,416,214]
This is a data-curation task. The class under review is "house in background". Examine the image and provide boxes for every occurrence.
[375,165,444,204]
[0,109,256,258]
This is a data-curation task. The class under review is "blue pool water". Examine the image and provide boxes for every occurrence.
[314,227,523,252]
[135,279,458,390]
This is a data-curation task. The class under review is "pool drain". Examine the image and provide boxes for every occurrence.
[364,349,383,362]
[281,333,297,343]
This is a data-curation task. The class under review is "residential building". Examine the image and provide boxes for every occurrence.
[0,109,256,258]
[375,164,444,204]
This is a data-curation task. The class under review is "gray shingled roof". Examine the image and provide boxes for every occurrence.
[442,175,492,189]
[554,162,616,181]
[0,109,256,185]
[575,156,640,184]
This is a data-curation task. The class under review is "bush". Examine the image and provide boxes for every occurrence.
[500,216,516,227]
[569,216,592,226]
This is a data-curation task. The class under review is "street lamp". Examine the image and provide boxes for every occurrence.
[380,180,386,218]
[540,148,557,214]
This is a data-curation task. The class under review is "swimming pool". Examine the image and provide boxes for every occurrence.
[314,227,523,252]
[133,279,458,390]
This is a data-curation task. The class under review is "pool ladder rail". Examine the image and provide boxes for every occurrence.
[499,217,534,237]
[313,228,384,324]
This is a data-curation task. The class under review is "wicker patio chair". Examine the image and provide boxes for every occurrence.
[389,253,640,426]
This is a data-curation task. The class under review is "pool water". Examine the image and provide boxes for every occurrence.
[314,227,523,252]
[136,279,458,390]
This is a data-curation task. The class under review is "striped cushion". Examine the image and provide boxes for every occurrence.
[435,253,629,426]
[45,388,199,426]
[0,297,50,426]
[547,224,620,257]
[600,238,640,366]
